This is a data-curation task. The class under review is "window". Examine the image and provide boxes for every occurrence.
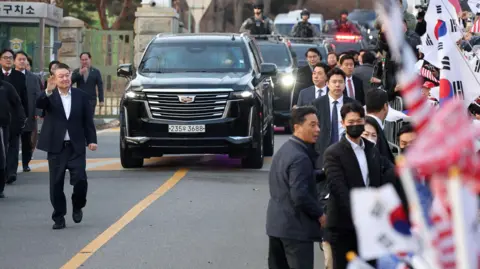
[139,42,251,73]
[258,44,292,68]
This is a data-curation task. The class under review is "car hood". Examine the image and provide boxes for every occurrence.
[131,72,252,88]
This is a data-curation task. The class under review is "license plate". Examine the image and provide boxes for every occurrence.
[168,125,205,133]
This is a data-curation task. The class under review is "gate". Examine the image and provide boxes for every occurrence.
[82,30,134,117]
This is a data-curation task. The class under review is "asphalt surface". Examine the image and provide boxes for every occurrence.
[0,128,325,269]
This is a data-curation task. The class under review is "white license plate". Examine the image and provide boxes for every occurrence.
[168,125,206,133]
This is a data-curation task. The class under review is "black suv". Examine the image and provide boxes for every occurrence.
[255,38,296,129]
[117,33,276,169]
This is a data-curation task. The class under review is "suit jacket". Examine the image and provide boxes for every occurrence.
[266,136,324,242]
[297,86,330,106]
[71,67,104,102]
[23,70,42,132]
[366,115,395,164]
[312,94,355,169]
[323,136,393,230]
[0,79,26,130]
[353,64,375,100]
[36,87,97,154]
[346,75,366,105]
[295,65,314,92]
[0,69,28,117]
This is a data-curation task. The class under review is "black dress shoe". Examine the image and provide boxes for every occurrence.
[73,209,83,223]
[0,192,5,198]
[23,166,31,172]
[6,176,16,184]
[52,220,66,230]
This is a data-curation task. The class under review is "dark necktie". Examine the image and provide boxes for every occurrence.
[4,72,8,77]
[331,101,339,144]
[347,78,354,98]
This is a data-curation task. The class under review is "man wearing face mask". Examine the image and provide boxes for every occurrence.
[323,102,393,269]
[398,123,416,154]
[365,89,395,163]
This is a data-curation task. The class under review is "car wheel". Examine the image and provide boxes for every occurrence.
[241,108,264,169]
[120,126,144,169]
[264,121,274,157]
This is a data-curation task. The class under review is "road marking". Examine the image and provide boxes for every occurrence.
[60,168,189,269]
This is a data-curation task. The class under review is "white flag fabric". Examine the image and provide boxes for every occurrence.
[350,184,417,260]
[468,0,480,15]
[346,254,376,269]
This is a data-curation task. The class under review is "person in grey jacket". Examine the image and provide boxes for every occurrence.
[353,50,377,100]
[266,106,326,269]
[71,52,104,116]
[14,51,42,172]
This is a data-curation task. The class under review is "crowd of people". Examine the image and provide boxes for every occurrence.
[0,50,103,230]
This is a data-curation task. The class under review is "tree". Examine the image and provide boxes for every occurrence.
[95,0,134,30]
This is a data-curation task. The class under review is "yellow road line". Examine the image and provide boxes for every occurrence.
[60,168,189,269]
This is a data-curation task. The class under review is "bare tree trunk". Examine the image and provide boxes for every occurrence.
[96,0,110,30]
[234,0,245,32]
[263,0,271,17]
[214,0,225,32]
[295,0,305,9]
[111,0,133,30]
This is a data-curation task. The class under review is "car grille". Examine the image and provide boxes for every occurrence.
[145,91,230,121]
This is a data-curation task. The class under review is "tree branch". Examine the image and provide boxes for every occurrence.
[96,0,109,29]
[111,0,133,30]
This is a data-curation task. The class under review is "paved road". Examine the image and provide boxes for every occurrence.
[0,128,325,269]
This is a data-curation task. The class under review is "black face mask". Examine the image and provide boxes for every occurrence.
[346,124,364,138]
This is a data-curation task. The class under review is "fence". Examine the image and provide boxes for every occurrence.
[384,96,406,155]
[82,30,134,117]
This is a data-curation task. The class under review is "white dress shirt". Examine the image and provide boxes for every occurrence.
[328,94,345,141]
[2,68,11,76]
[315,85,327,99]
[367,114,384,130]
[46,88,72,141]
[346,136,370,186]
[345,76,355,98]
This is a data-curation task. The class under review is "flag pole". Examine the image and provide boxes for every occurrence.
[396,156,439,269]
[447,167,470,269]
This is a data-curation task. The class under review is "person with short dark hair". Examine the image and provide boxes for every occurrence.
[339,54,365,105]
[36,63,98,229]
[239,1,275,36]
[71,52,104,117]
[297,62,331,106]
[0,48,28,184]
[291,9,321,39]
[365,89,395,163]
[0,78,26,198]
[327,52,338,69]
[398,123,416,153]
[323,101,393,269]
[295,48,322,98]
[14,51,43,172]
[353,51,377,98]
[266,106,325,269]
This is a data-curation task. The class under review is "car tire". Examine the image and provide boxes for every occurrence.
[120,126,144,169]
[241,107,264,169]
[264,121,274,157]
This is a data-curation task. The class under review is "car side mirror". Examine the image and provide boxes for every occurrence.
[117,64,133,78]
[260,63,277,76]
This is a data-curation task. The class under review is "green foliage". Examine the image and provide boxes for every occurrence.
[63,0,96,25]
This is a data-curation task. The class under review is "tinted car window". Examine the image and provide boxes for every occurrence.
[330,41,363,54]
[258,43,292,68]
[140,42,250,73]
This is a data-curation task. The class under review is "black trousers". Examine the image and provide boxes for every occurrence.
[48,142,88,222]
[6,132,19,179]
[328,229,376,269]
[89,100,96,117]
[0,126,7,193]
[21,131,33,167]
[268,236,314,269]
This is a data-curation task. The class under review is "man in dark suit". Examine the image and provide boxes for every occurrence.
[266,106,326,269]
[36,63,98,230]
[311,68,355,169]
[294,48,322,104]
[297,62,330,106]
[0,48,28,184]
[353,51,377,100]
[71,52,104,116]
[339,54,365,105]
[365,89,394,163]
[0,79,26,198]
[14,51,42,172]
[323,102,393,269]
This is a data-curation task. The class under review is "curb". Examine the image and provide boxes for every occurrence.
[96,119,120,130]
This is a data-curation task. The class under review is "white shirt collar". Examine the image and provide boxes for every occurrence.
[328,94,343,104]
[2,68,11,75]
[367,114,384,129]
[346,76,353,80]
[346,135,365,150]
[59,88,72,96]
[19,69,25,74]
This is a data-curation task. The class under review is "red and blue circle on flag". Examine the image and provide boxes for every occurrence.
[434,20,448,40]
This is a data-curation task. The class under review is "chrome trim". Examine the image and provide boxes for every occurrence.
[124,136,252,145]
[248,107,253,136]
[142,88,233,93]
[125,136,150,144]
[124,106,130,137]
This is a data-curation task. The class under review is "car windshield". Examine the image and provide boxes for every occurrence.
[290,45,327,63]
[258,43,292,68]
[274,24,294,36]
[330,41,363,54]
[348,11,376,25]
[139,42,250,73]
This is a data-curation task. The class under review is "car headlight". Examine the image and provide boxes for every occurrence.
[281,75,295,87]
[367,29,371,34]
[230,90,253,99]
[124,90,146,99]
[369,35,373,40]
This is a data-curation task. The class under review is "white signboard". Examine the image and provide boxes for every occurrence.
[0,2,63,22]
